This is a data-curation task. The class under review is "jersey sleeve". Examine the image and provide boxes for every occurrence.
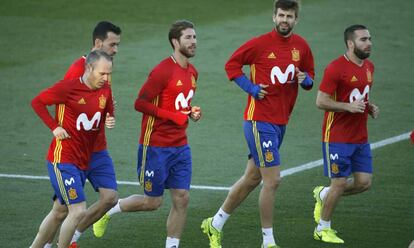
[225,37,260,80]
[191,64,199,81]
[63,57,85,80]
[301,42,315,80]
[31,80,70,130]
[134,64,188,125]
[134,65,170,116]
[319,63,339,95]
[106,87,115,117]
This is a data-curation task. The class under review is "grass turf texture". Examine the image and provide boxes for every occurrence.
[0,0,413,247]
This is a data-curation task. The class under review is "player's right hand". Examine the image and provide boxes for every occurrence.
[52,126,71,140]
[253,84,269,100]
[348,99,366,113]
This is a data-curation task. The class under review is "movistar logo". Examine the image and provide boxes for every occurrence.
[349,85,370,103]
[145,170,154,177]
[64,177,75,186]
[262,141,273,149]
[330,153,339,160]
[76,112,101,131]
[175,89,194,110]
[270,64,295,84]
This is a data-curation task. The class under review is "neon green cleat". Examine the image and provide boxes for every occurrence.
[314,228,344,244]
[93,213,111,238]
[313,186,324,223]
[261,244,281,248]
[201,217,223,248]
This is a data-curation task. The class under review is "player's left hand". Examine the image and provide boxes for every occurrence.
[296,67,306,85]
[296,67,313,89]
[368,102,379,119]
[105,113,116,128]
[189,106,202,122]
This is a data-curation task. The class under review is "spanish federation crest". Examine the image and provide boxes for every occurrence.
[99,94,107,109]
[145,180,152,192]
[265,150,274,163]
[367,70,372,83]
[331,163,339,174]
[291,48,300,62]
[68,188,78,200]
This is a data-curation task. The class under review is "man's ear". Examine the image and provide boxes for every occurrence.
[94,38,103,49]
[172,38,179,50]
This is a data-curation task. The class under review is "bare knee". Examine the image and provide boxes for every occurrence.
[172,191,189,209]
[330,178,348,193]
[68,208,86,223]
[354,179,371,193]
[143,197,163,211]
[262,176,281,191]
[242,173,262,189]
[99,190,119,209]
[51,205,68,222]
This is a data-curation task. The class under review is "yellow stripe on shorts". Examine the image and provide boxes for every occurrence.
[252,121,265,167]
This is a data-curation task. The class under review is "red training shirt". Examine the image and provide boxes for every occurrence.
[31,78,113,170]
[225,29,315,125]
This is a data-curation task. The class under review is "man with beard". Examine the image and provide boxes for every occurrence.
[312,24,379,244]
[201,1,314,247]
[93,20,201,248]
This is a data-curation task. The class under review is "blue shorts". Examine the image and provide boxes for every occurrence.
[85,150,117,192]
[137,145,192,197]
[243,121,286,167]
[322,142,373,178]
[47,161,86,205]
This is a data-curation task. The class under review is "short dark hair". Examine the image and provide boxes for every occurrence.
[92,21,122,46]
[85,50,112,67]
[274,0,299,17]
[344,24,368,48]
[168,20,194,49]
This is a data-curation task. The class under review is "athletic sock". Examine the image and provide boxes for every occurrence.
[107,199,122,217]
[212,208,230,231]
[71,230,82,243]
[317,219,331,232]
[320,187,330,201]
[262,227,276,247]
[165,237,179,248]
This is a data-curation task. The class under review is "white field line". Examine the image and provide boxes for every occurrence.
[0,132,410,191]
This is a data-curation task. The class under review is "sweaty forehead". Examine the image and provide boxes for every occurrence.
[354,29,370,39]
[105,32,121,42]
[276,8,296,16]
[181,28,196,37]
[94,58,112,70]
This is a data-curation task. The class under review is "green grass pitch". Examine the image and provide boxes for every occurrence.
[0,0,413,247]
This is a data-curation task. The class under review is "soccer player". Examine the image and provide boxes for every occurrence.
[93,20,201,248]
[30,50,114,248]
[42,21,121,248]
[201,0,314,247]
[312,24,379,243]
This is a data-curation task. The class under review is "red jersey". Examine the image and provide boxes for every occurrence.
[63,56,113,152]
[63,56,86,80]
[320,55,375,143]
[225,29,315,125]
[135,56,198,147]
[31,78,113,170]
